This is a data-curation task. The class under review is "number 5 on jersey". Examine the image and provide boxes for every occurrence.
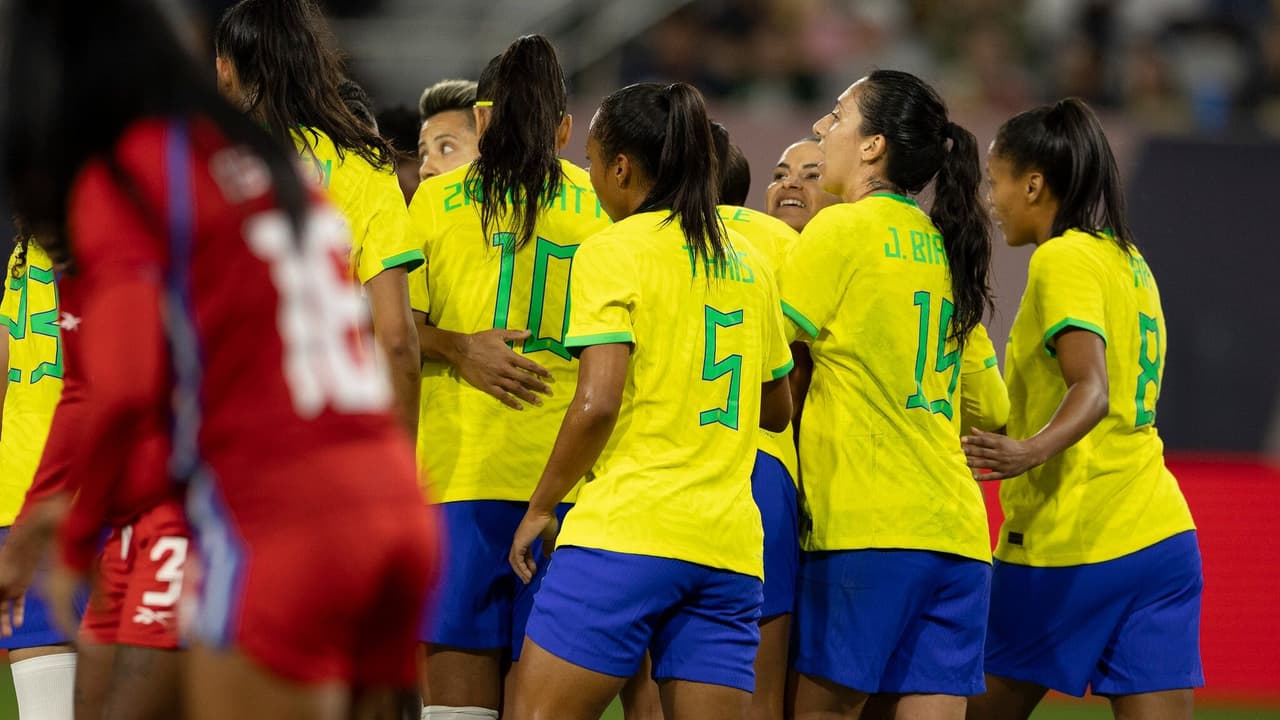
[701,306,744,430]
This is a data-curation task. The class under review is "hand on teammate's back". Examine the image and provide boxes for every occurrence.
[455,329,554,410]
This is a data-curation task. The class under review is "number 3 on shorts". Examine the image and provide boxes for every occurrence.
[142,537,189,609]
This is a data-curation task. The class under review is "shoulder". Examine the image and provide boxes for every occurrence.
[1029,230,1111,277]
[559,159,592,187]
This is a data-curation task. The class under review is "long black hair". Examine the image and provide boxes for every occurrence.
[215,0,391,168]
[993,98,1134,252]
[0,0,308,268]
[592,82,727,267]
[9,219,30,279]
[854,69,992,344]
[711,122,751,207]
[466,35,566,250]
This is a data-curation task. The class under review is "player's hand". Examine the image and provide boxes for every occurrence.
[43,561,84,642]
[961,428,1044,481]
[455,329,553,410]
[0,506,61,637]
[509,509,560,585]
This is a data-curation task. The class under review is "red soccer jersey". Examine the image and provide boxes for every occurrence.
[52,117,421,569]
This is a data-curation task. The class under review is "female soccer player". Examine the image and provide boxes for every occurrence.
[409,35,610,719]
[417,79,480,182]
[215,0,425,436]
[507,81,794,720]
[779,70,994,720]
[0,231,79,720]
[963,98,1201,720]
[764,137,840,233]
[0,2,439,719]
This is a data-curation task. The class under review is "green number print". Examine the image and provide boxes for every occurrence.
[700,306,744,430]
[491,233,579,360]
[1135,312,1161,427]
[905,290,961,419]
[5,265,61,385]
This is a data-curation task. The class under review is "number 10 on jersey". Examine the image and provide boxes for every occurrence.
[492,233,578,360]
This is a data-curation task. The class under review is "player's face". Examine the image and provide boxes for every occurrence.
[986,149,1037,247]
[418,110,480,181]
[811,80,869,200]
[766,140,841,232]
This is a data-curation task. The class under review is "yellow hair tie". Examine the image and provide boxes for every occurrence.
[474,100,493,107]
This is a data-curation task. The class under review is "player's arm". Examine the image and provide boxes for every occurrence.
[414,310,551,410]
[959,326,1010,434]
[366,267,420,436]
[962,329,1108,480]
[761,376,792,433]
[0,329,91,636]
[509,342,628,583]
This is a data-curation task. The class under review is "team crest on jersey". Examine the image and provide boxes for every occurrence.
[56,312,80,331]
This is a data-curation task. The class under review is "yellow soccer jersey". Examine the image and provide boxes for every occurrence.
[719,205,799,482]
[411,160,610,503]
[294,128,426,306]
[960,323,1009,433]
[0,244,62,525]
[998,230,1194,567]
[556,212,794,579]
[778,195,989,561]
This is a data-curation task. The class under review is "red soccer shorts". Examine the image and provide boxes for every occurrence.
[186,442,441,687]
[81,500,190,649]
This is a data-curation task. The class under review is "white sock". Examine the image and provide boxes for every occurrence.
[422,706,499,720]
[10,653,77,720]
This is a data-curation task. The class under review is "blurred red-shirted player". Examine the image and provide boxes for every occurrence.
[0,1,441,718]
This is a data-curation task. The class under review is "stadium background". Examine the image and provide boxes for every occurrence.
[2,0,1278,717]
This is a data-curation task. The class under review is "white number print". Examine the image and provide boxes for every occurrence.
[246,208,391,417]
[141,537,189,609]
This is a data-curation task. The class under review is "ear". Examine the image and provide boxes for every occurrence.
[473,106,492,138]
[1025,172,1046,204]
[612,153,632,189]
[860,133,887,164]
[556,114,573,152]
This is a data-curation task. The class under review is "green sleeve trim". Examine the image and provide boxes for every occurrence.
[983,355,999,369]
[780,300,819,340]
[770,358,796,380]
[563,331,634,348]
[380,249,426,272]
[1043,317,1107,357]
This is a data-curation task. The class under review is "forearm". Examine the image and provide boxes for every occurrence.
[416,320,464,366]
[528,404,617,515]
[380,330,421,436]
[1022,378,1108,465]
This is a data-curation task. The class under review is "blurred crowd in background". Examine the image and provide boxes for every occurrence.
[616,0,1280,136]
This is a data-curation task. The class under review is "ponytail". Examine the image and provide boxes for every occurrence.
[854,70,992,345]
[215,0,391,168]
[931,121,992,343]
[467,35,566,250]
[593,82,727,268]
[994,98,1133,252]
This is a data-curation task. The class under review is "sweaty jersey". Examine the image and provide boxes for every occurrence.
[410,160,610,503]
[998,229,1194,566]
[64,119,421,537]
[779,195,989,562]
[0,243,62,525]
[719,205,800,482]
[557,212,794,579]
[294,128,426,309]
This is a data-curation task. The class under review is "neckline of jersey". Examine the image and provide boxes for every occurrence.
[870,192,917,207]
